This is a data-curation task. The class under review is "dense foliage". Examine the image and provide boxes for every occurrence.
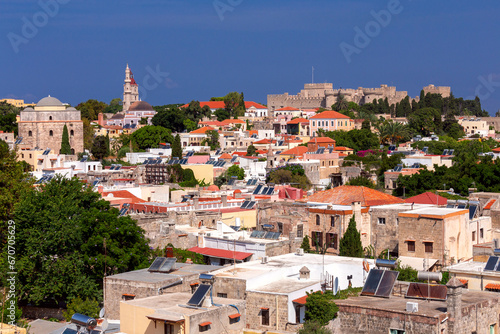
[339,215,363,258]
[60,124,72,155]
[130,125,174,150]
[321,129,379,151]
[267,164,312,190]
[11,177,151,306]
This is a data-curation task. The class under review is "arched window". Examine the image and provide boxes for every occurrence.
[316,214,320,226]
[28,130,32,137]
[49,116,53,120]
[70,130,74,136]
[49,130,53,136]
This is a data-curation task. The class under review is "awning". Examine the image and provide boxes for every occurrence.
[199,322,212,326]
[398,256,438,271]
[292,295,308,305]
[485,283,500,291]
[405,239,416,242]
[228,313,241,319]
[188,246,253,261]
[147,313,184,323]
[122,293,135,297]
[260,307,269,310]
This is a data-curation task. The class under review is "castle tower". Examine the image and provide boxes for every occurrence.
[123,64,139,112]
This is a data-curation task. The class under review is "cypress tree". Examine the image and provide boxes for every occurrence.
[172,134,182,159]
[60,124,72,155]
[339,215,364,258]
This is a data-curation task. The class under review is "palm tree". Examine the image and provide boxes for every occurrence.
[333,94,348,111]
[376,121,409,145]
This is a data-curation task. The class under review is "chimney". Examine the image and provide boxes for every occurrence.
[193,196,200,210]
[299,266,310,280]
[446,277,463,334]
[221,194,228,207]
[98,113,104,126]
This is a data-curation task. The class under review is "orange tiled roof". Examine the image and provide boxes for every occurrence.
[300,185,404,206]
[492,147,500,153]
[280,146,308,156]
[219,153,232,159]
[254,138,274,144]
[334,146,352,151]
[308,137,336,144]
[190,126,214,134]
[275,106,300,111]
[310,110,351,119]
[101,190,145,204]
[459,279,468,285]
[485,283,500,291]
[404,192,448,205]
[287,117,310,125]
[484,199,496,210]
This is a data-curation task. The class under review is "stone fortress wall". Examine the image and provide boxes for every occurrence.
[268,83,451,112]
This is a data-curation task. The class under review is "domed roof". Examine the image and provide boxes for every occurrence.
[23,107,34,111]
[36,96,63,107]
[128,101,154,111]
[206,185,219,191]
[66,107,77,111]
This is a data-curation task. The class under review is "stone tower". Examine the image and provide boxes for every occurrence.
[123,64,139,112]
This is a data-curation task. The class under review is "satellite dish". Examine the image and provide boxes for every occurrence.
[99,308,105,318]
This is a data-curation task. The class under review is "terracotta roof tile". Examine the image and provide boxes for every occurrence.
[275,106,300,111]
[404,192,448,205]
[484,199,496,210]
[287,117,310,125]
[190,126,214,134]
[280,146,308,156]
[300,185,404,206]
[310,110,351,119]
[485,283,500,291]
[219,153,232,159]
[308,137,336,144]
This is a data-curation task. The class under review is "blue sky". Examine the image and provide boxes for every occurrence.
[1,0,499,114]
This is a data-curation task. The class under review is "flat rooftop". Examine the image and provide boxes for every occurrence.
[213,253,374,280]
[124,292,243,317]
[248,277,319,294]
[444,260,493,275]
[106,263,222,283]
[399,207,468,218]
[336,289,499,318]
[371,203,434,210]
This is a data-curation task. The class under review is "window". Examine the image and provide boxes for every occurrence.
[297,224,303,238]
[378,217,386,225]
[407,241,415,252]
[331,121,334,126]
[472,231,476,241]
[199,322,211,332]
[312,121,315,126]
[390,330,405,334]
[326,233,338,249]
[311,232,323,248]
[316,214,320,226]
[277,222,283,234]
[70,130,74,136]
[330,216,336,227]
[424,242,433,253]
[261,308,270,326]
[217,293,227,298]
[49,115,52,120]
[28,130,32,136]
[480,228,484,239]
[164,323,174,334]
[49,130,53,136]
[295,305,302,323]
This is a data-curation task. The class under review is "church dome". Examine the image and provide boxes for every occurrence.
[128,101,154,111]
[36,96,64,107]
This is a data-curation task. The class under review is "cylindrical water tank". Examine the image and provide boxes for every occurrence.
[235,217,241,227]
[375,259,397,269]
[417,271,442,283]
[71,313,97,329]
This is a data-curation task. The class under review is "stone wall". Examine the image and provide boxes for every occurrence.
[398,216,445,265]
[245,291,289,332]
[212,276,247,300]
[370,207,402,256]
[19,121,84,153]
[336,305,443,334]
[186,300,246,334]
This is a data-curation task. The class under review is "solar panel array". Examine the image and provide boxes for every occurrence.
[277,140,284,146]
[442,149,454,156]
[240,200,256,209]
[80,156,88,162]
[411,163,420,168]
[228,178,236,186]
[215,149,221,155]
[109,164,122,170]
[388,145,396,151]
[250,230,281,239]
[187,284,211,307]
[148,257,177,273]
[253,184,263,195]
[35,174,54,184]
[361,269,399,298]
[253,186,275,195]
[14,137,23,144]
[185,151,194,157]
[42,148,51,155]
[118,207,128,216]
[484,256,500,271]
[230,156,238,163]
[316,148,325,154]
[246,179,258,186]
[405,282,447,301]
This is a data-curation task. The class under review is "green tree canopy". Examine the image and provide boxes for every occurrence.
[60,124,72,155]
[267,164,312,190]
[152,106,187,133]
[10,176,151,306]
[130,125,174,150]
[91,135,108,160]
[224,92,245,118]
[202,130,220,150]
[323,129,379,152]
[304,290,337,326]
[76,99,108,121]
[172,134,183,159]
[226,165,245,180]
[246,144,257,156]
[339,215,363,257]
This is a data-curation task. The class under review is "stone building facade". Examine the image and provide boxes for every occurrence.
[18,96,84,154]
[268,83,451,113]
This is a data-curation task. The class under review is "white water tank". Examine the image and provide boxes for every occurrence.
[406,302,418,313]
